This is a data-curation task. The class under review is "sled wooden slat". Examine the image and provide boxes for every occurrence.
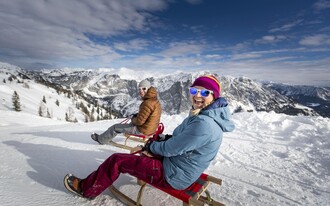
[124,134,150,143]
[109,173,225,206]
[110,122,164,149]
[110,141,135,150]
[109,185,142,206]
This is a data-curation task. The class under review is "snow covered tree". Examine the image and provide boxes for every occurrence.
[66,107,76,122]
[12,91,21,111]
[38,101,46,117]
[23,82,29,88]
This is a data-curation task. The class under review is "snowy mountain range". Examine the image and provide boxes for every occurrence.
[1,61,329,120]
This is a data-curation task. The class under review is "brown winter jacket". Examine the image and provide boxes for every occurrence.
[131,86,162,135]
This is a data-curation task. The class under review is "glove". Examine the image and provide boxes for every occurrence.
[157,134,172,141]
[128,113,138,119]
[141,138,154,154]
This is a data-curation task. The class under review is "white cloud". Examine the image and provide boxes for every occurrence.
[299,34,330,46]
[255,35,287,44]
[114,39,150,52]
[205,54,222,59]
[213,55,330,86]
[0,0,168,68]
[269,19,303,33]
[228,42,251,51]
[185,0,204,5]
[313,0,330,11]
[231,53,262,60]
[160,42,205,57]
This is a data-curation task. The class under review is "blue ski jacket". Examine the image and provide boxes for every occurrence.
[150,97,235,190]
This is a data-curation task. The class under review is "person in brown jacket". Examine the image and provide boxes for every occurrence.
[91,80,162,145]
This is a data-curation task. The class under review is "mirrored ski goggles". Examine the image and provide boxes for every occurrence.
[189,87,213,97]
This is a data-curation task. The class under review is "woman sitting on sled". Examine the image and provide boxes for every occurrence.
[64,75,235,199]
[91,79,162,145]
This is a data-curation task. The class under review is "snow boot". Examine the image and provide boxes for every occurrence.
[91,133,102,144]
[64,174,84,198]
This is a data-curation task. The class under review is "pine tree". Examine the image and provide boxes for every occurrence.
[47,109,51,118]
[12,91,21,111]
[90,114,95,122]
[38,105,43,116]
[55,99,60,106]
[38,101,46,117]
[80,102,90,116]
[96,106,100,114]
[42,96,46,103]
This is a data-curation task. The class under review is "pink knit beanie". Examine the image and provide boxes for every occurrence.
[191,75,221,98]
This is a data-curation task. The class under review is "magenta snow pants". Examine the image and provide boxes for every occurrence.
[80,153,174,198]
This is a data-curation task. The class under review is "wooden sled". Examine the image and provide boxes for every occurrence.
[109,143,224,206]
[108,130,224,205]
[109,173,225,206]
[110,118,164,150]
[124,122,164,142]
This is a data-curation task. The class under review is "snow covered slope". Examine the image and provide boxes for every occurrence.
[0,66,109,123]
[1,110,329,206]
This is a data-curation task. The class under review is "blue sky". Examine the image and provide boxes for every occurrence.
[0,0,330,86]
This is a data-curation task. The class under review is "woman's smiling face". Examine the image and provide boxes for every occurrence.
[190,86,215,110]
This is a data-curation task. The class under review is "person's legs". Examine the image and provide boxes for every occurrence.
[80,153,172,198]
[98,123,141,144]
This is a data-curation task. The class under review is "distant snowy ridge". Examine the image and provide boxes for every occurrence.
[266,83,330,118]
[266,83,330,100]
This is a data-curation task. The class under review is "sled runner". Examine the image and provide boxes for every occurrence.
[109,173,224,206]
[110,117,164,150]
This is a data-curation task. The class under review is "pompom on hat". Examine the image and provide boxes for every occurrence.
[191,75,221,99]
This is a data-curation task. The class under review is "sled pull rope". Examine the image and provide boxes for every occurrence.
[130,149,143,155]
